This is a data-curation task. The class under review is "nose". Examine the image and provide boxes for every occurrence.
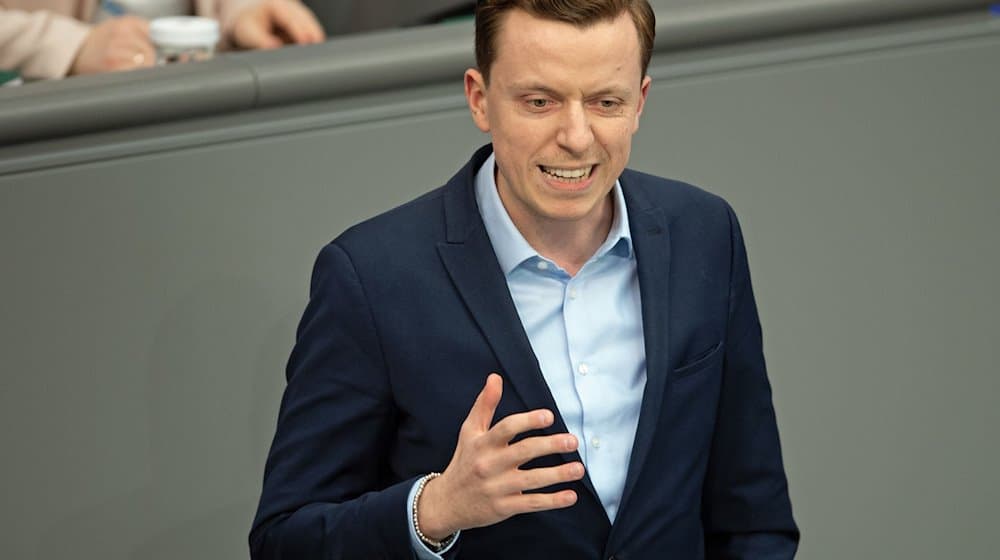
[556,103,595,155]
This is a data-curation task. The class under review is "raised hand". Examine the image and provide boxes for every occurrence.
[416,373,585,540]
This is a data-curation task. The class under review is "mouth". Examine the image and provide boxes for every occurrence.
[539,164,595,184]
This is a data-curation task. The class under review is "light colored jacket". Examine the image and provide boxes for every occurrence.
[0,0,258,79]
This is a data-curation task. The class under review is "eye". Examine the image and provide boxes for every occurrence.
[598,99,621,110]
[528,98,549,109]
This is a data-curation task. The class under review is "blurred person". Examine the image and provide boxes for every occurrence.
[250,0,798,558]
[0,0,324,80]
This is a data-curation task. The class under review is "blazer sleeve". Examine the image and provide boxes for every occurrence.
[249,242,418,560]
[701,204,800,559]
[0,8,90,79]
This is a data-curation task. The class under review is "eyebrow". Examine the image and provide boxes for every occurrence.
[509,83,561,97]
[509,82,633,98]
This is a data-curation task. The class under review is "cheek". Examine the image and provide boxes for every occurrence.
[595,124,635,154]
[496,134,539,167]
[617,118,640,137]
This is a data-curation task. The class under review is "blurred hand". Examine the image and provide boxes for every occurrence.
[416,374,585,540]
[70,16,155,75]
[230,0,325,50]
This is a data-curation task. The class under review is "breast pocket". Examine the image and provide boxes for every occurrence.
[672,340,724,380]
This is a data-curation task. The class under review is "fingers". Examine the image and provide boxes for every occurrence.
[233,16,283,50]
[504,461,585,495]
[503,432,577,467]
[71,16,154,75]
[122,21,156,69]
[233,0,325,49]
[267,0,325,44]
[484,407,554,446]
[429,375,587,533]
[123,16,150,35]
[499,489,578,516]
[465,375,573,463]
[464,373,503,433]
[123,47,156,70]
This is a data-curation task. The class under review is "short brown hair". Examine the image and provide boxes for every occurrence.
[474,0,656,83]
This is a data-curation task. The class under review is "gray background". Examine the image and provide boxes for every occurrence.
[1,1,998,558]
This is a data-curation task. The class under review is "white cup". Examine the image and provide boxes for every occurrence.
[149,16,220,65]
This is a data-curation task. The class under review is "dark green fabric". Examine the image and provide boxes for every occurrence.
[0,70,21,85]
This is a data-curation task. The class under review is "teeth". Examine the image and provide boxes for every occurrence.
[541,165,593,179]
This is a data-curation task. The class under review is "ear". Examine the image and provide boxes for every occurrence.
[633,75,652,130]
[465,68,491,133]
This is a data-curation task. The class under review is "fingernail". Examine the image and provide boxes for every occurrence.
[564,491,578,505]
[539,410,552,424]
[565,435,577,450]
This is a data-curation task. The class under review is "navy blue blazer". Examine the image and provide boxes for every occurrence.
[250,145,798,559]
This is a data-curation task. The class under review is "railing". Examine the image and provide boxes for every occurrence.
[0,0,993,145]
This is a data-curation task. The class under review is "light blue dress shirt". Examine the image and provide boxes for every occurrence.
[409,154,647,558]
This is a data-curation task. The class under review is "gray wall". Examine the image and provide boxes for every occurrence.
[1,2,998,558]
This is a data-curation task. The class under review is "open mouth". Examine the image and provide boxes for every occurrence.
[540,164,595,183]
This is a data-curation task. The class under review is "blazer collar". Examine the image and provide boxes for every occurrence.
[442,144,493,244]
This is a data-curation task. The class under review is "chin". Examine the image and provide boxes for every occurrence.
[537,201,602,222]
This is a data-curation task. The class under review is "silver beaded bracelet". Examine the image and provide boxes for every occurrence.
[413,472,456,552]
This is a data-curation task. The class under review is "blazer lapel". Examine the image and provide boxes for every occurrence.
[435,148,602,504]
[437,230,558,421]
[613,179,671,523]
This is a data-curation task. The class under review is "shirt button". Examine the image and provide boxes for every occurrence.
[536,260,549,270]
[568,288,578,300]
[577,363,589,375]
[591,437,601,449]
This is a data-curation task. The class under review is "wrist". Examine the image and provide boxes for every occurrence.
[415,474,457,542]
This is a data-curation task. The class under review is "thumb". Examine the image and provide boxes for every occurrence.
[465,373,502,432]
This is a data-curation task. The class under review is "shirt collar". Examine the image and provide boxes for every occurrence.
[474,152,633,276]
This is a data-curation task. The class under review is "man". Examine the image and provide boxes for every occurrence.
[250,1,799,558]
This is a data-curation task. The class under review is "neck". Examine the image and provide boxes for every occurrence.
[505,193,615,277]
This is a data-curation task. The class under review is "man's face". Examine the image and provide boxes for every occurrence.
[465,9,650,232]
